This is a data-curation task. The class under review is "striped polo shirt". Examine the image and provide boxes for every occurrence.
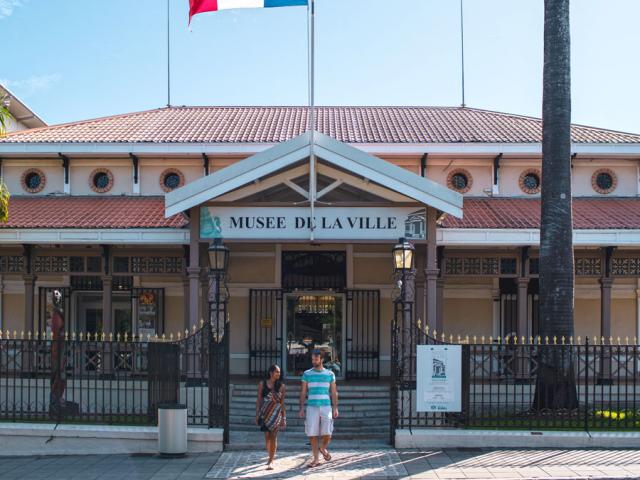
[301,367,335,407]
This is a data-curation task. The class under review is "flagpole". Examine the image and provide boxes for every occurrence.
[308,0,316,241]
[167,0,171,107]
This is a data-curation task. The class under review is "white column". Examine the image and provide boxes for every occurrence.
[346,244,354,289]
[275,244,282,288]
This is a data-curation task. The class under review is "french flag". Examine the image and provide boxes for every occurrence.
[189,0,308,23]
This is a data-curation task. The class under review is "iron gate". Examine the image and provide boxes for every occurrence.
[346,290,380,379]
[249,289,380,379]
[249,289,283,377]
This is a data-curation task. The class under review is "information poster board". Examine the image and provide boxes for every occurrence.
[416,344,462,412]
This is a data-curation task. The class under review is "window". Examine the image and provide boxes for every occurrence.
[519,169,541,194]
[89,168,114,193]
[21,168,46,193]
[159,169,185,192]
[592,168,617,194]
[446,169,473,193]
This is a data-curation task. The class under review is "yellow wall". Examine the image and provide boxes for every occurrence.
[3,294,25,333]
[612,298,637,339]
[164,293,184,335]
[3,162,65,195]
[443,298,493,337]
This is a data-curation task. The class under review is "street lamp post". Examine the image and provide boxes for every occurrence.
[392,237,416,367]
[390,237,416,444]
[207,238,229,338]
[207,238,230,440]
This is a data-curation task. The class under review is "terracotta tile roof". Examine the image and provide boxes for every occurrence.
[0,197,187,229]
[2,196,638,231]
[442,198,640,230]
[1,106,639,145]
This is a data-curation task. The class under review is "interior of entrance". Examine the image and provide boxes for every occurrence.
[285,293,344,377]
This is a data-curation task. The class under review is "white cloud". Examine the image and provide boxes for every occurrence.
[0,0,24,19]
[0,74,62,96]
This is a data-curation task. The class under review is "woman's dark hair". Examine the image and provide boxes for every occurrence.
[266,364,283,392]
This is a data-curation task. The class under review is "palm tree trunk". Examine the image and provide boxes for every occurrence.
[533,0,578,411]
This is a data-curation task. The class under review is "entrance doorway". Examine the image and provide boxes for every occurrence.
[284,293,345,378]
[73,292,133,335]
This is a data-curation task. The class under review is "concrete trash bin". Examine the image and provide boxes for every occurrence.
[158,403,187,457]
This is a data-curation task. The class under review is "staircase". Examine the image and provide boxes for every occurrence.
[228,381,391,449]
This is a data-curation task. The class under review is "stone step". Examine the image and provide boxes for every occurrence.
[230,425,389,434]
[229,398,389,408]
[230,417,390,428]
[231,409,389,420]
[230,388,389,399]
[231,383,389,392]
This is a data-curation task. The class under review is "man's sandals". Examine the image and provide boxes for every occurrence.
[307,450,331,468]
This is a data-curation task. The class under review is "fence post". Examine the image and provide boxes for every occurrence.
[389,306,398,446]
[584,336,589,433]
[461,343,471,427]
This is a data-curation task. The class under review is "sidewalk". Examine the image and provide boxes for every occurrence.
[2,448,640,479]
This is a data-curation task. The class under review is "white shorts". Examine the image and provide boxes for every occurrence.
[305,405,333,437]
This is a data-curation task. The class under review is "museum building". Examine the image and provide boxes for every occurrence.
[1,106,640,379]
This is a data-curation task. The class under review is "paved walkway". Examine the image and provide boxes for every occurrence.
[2,448,640,479]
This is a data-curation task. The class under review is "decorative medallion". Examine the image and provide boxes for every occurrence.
[446,169,473,193]
[519,168,541,194]
[159,168,185,192]
[591,168,617,194]
[21,168,46,193]
[89,168,114,193]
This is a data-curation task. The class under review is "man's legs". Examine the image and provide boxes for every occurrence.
[309,436,320,463]
[320,435,331,458]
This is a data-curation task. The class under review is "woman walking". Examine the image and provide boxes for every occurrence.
[256,364,286,470]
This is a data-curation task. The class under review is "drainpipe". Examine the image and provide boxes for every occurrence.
[420,153,428,178]
[59,153,70,194]
[130,154,139,195]
[492,153,502,195]
[203,153,210,176]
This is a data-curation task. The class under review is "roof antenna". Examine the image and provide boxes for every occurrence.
[460,0,466,108]
[166,0,171,108]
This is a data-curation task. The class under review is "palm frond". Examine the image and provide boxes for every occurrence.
[0,179,9,223]
[0,94,13,136]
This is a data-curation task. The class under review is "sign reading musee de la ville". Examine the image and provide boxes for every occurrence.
[200,207,426,241]
[416,345,462,412]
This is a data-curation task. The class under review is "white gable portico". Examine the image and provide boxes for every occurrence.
[165,131,463,221]
[166,132,462,367]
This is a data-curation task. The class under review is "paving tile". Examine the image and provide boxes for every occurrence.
[206,450,407,479]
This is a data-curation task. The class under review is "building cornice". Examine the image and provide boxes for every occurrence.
[1,142,640,157]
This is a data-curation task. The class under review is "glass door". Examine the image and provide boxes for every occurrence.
[284,293,344,378]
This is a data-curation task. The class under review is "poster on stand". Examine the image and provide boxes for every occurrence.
[416,344,462,412]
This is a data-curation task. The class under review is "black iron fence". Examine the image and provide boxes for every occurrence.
[392,317,640,438]
[0,321,228,429]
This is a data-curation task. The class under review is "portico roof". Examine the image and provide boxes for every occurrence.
[164,131,464,218]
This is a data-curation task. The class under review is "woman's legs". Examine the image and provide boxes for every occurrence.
[267,431,277,466]
[264,432,271,464]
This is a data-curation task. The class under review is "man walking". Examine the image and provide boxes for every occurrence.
[299,349,339,468]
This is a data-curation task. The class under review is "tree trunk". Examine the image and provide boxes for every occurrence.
[533,0,578,411]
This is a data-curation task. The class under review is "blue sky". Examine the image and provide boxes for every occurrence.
[2,0,639,133]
